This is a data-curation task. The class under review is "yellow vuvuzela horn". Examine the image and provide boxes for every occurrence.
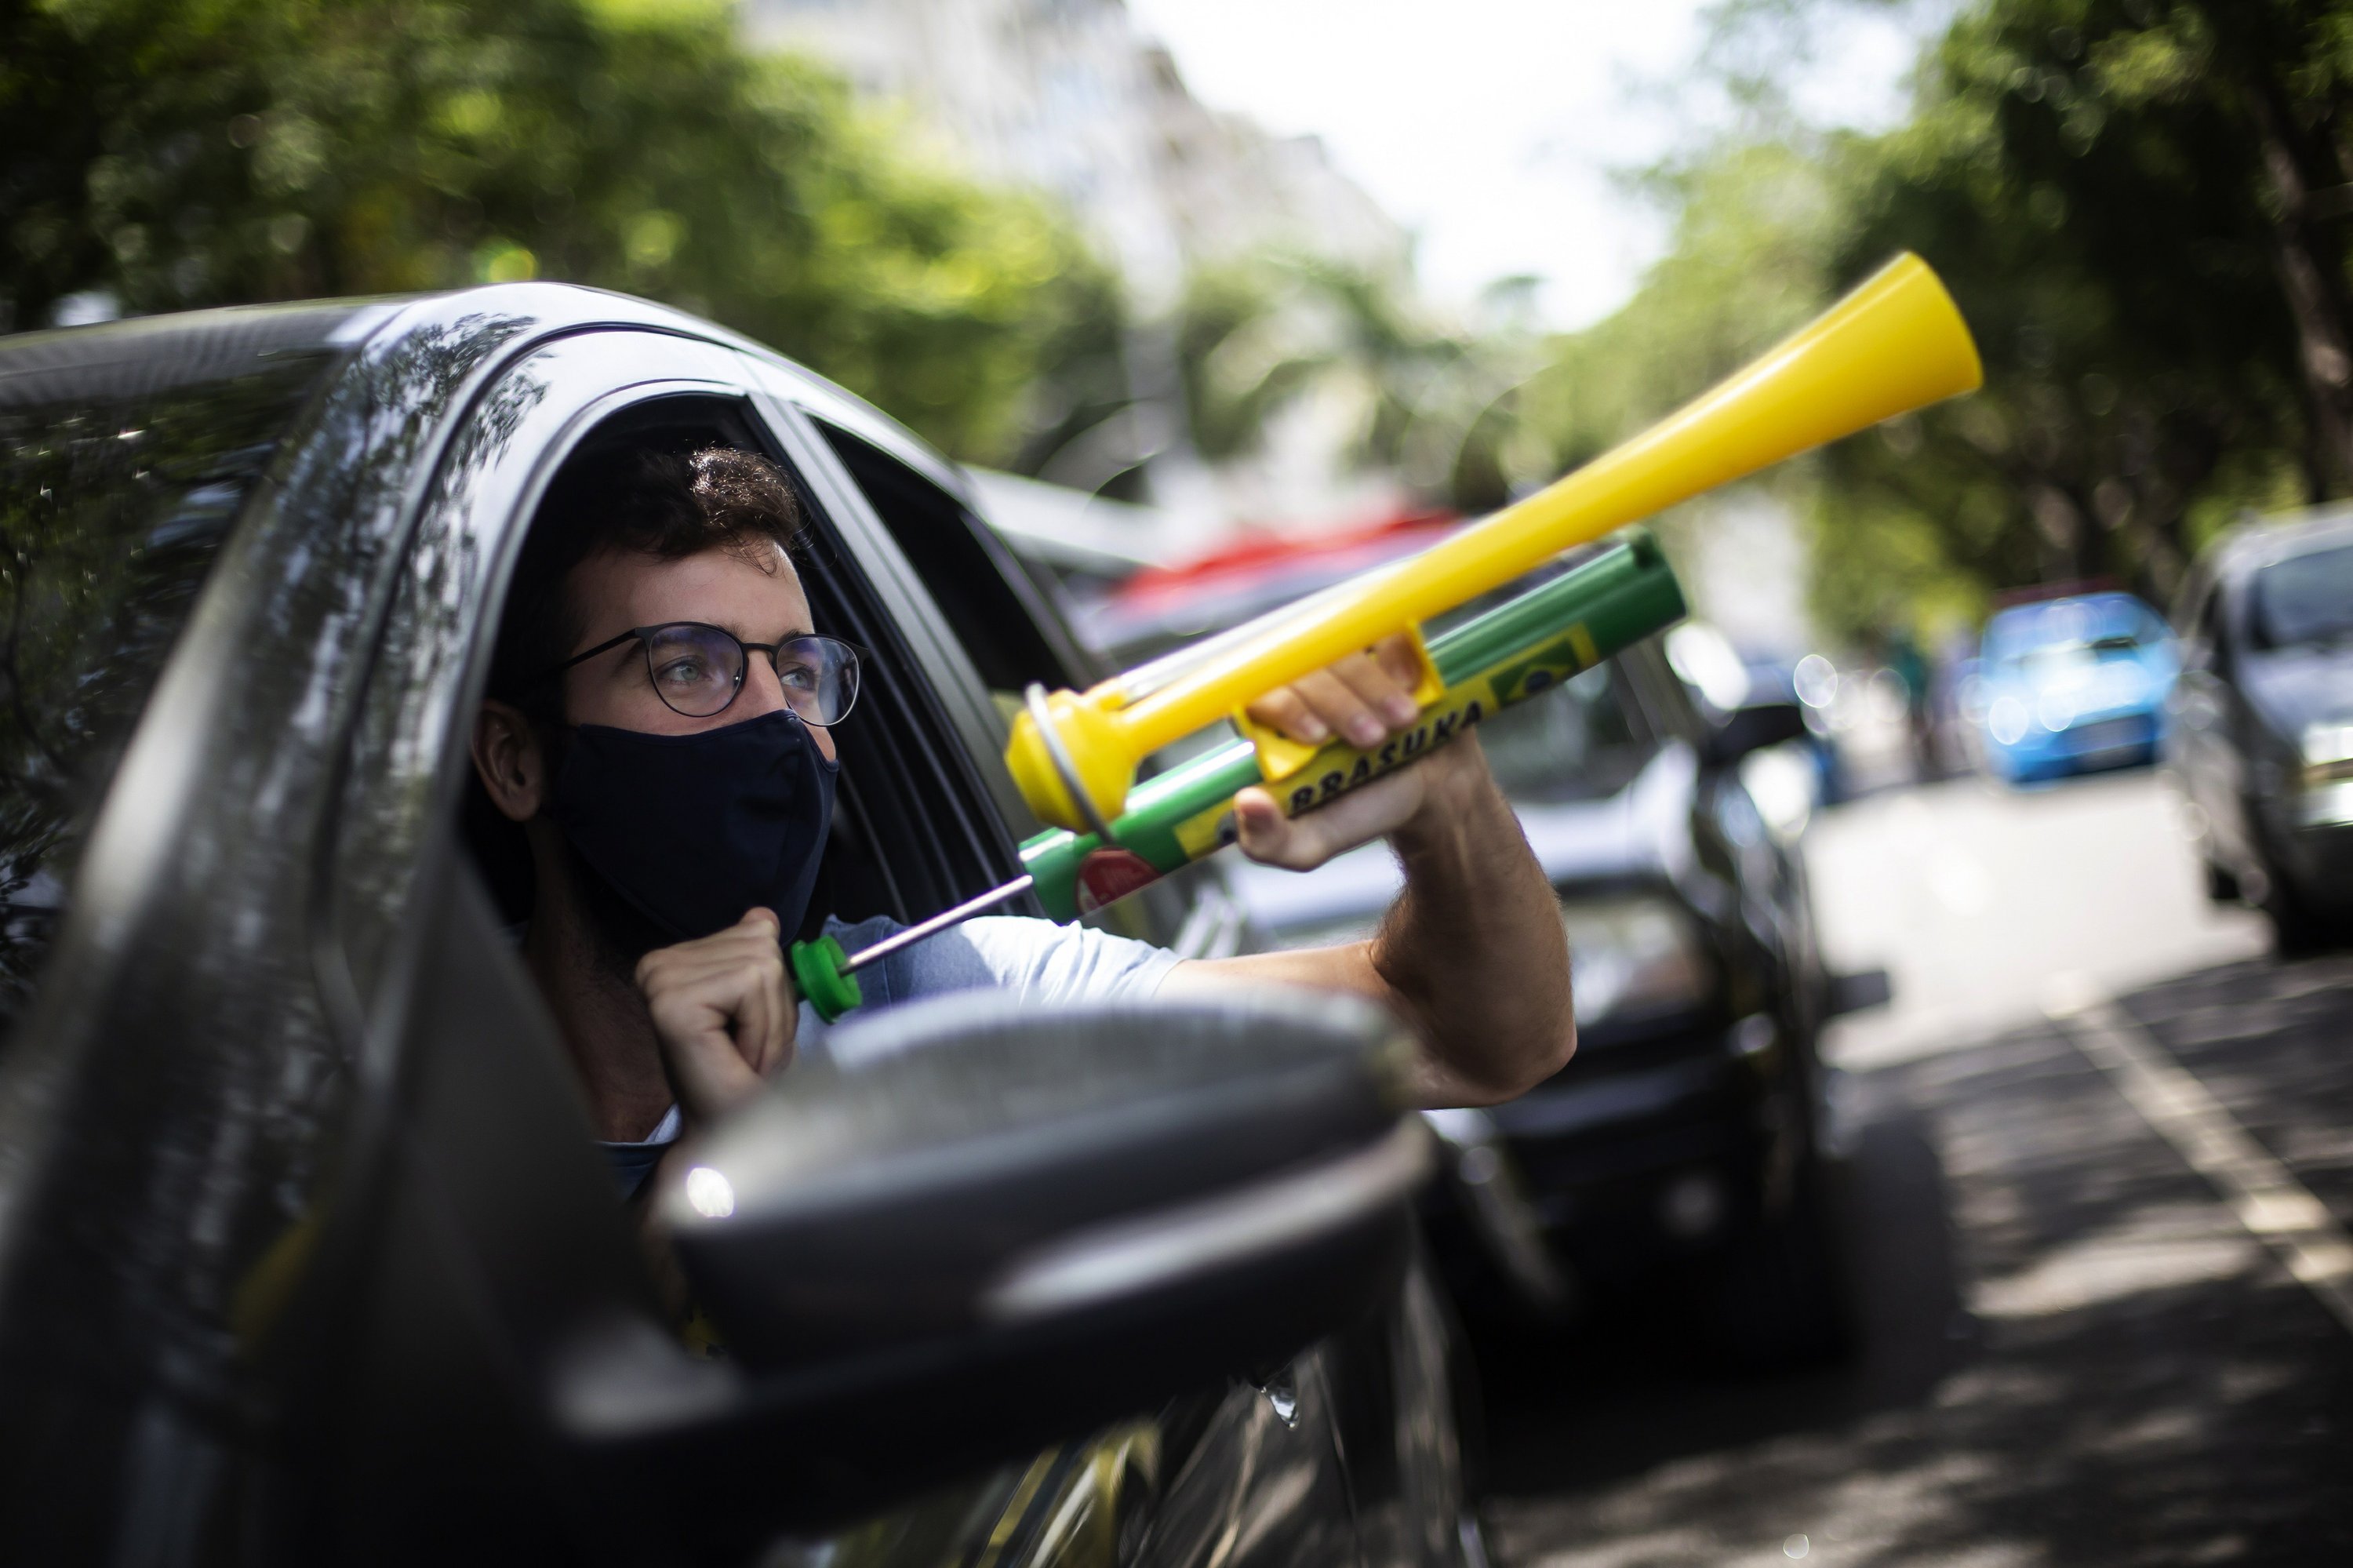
[1008,252,1983,833]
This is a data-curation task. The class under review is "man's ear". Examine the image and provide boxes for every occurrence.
[472,700,550,822]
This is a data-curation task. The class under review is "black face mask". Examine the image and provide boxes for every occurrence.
[546,709,838,945]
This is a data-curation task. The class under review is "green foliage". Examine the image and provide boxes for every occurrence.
[1516,141,1844,477]
[1497,140,1854,621]
[1516,0,2353,644]
[1176,253,1547,514]
[1813,0,2337,637]
[0,0,1120,462]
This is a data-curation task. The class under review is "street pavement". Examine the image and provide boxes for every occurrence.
[1475,768,2353,1567]
[1806,769,2268,1069]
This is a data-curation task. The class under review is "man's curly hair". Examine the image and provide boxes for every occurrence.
[488,443,807,725]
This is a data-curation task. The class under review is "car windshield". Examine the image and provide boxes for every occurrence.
[2249,542,2353,650]
[2015,640,2130,678]
[0,348,335,1035]
[1987,598,2163,672]
[1472,660,1651,804]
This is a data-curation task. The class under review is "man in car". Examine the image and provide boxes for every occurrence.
[468,444,1574,1195]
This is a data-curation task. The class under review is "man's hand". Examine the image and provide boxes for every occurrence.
[1231,632,1450,871]
[635,907,797,1123]
[1169,631,1575,1108]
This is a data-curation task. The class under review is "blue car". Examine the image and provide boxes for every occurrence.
[1977,592,2178,783]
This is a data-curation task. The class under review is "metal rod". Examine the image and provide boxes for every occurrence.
[839,874,1037,973]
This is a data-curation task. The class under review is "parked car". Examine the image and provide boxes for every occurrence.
[1093,544,1888,1368]
[1973,591,2177,784]
[0,290,1485,1563]
[2167,509,2353,948]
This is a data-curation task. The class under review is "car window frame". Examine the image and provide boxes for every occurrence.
[810,416,1104,694]
[2202,576,2242,678]
[320,329,756,1024]
[325,328,1049,1028]
[315,329,1270,1551]
[738,360,1050,850]
[300,324,1062,1539]
[780,408,1240,949]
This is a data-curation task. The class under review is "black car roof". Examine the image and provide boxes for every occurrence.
[0,286,975,500]
[0,299,399,411]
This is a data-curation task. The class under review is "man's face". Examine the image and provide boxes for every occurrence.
[556,541,838,762]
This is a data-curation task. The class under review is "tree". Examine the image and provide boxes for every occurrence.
[1817,0,2331,629]
[1515,140,1845,475]
[1174,252,1544,515]
[1487,140,1874,626]
[1,0,1121,464]
[1543,0,2353,642]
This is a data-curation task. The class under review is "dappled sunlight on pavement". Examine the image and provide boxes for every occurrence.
[1482,1007,2353,1566]
[2121,955,2353,1228]
[1475,773,2353,1567]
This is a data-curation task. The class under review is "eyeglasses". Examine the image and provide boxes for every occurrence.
[547,623,863,724]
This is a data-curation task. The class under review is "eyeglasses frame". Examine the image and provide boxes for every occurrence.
[541,621,865,724]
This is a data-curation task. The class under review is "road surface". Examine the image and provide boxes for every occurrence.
[1477,769,2353,1567]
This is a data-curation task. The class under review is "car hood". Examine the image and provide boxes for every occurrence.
[2239,645,2353,736]
[1221,745,1696,937]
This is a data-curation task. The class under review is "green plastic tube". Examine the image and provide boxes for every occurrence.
[1019,529,1686,921]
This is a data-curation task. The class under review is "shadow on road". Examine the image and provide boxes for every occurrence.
[1472,1086,1976,1499]
[1474,983,2353,1566]
[2124,951,2353,1224]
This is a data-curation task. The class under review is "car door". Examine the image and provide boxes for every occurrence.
[318,320,1409,1566]
[743,373,1483,1568]
[307,324,803,1560]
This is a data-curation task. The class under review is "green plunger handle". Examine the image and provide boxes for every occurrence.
[788,934,864,1024]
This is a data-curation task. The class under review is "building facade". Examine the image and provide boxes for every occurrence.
[740,0,1407,303]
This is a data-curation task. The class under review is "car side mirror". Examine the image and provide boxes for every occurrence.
[1704,699,1809,768]
[558,990,1429,1550]
[1825,967,1893,1017]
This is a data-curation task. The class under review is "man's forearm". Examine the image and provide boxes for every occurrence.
[1168,726,1576,1107]
[1369,737,1574,1104]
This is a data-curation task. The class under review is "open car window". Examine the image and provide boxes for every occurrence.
[332,333,1016,1017]
[813,420,1096,696]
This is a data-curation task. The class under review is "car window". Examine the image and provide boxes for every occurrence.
[1985,597,2164,669]
[803,417,1211,943]
[1475,660,1653,803]
[0,351,335,1034]
[2249,541,2353,650]
[813,420,1096,701]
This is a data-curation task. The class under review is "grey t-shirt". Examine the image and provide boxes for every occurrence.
[602,912,1180,1195]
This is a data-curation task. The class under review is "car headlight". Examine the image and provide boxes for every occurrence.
[2036,689,2075,732]
[1558,893,1711,1028]
[1988,695,2029,745]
